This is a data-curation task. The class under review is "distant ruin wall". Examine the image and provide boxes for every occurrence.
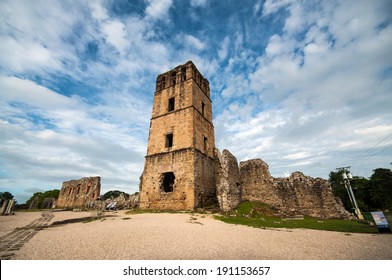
[57,176,101,209]
[239,159,350,219]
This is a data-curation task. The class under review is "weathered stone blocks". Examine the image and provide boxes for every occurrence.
[140,61,216,210]
[57,176,100,209]
[215,149,241,212]
[240,159,350,219]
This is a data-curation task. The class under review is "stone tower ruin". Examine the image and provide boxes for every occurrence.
[139,61,216,210]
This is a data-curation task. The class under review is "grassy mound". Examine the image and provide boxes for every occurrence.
[215,201,377,233]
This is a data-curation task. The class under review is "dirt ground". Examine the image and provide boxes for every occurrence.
[0,210,391,260]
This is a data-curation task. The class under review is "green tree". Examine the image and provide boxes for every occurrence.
[329,171,352,211]
[26,192,43,207]
[330,168,392,212]
[102,190,129,200]
[369,168,392,210]
[26,189,60,209]
[329,171,370,212]
[349,177,370,212]
[0,191,14,200]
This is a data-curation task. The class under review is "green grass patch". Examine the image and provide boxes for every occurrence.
[215,202,377,233]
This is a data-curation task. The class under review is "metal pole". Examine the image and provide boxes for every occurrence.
[343,180,354,206]
[337,167,364,220]
[346,175,364,220]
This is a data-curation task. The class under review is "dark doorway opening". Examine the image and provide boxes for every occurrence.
[162,172,175,192]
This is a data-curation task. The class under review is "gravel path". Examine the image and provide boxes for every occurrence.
[1,210,391,260]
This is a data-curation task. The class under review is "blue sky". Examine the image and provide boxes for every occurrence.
[1,0,391,204]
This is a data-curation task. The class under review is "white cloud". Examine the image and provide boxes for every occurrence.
[0,76,147,202]
[102,20,129,55]
[283,152,311,160]
[282,2,305,34]
[184,34,206,51]
[145,0,173,20]
[89,0,109,20]
[262,0,293,16]
[218,1,392,179]
[0,76,76,110]
[253,0,263,16]
[0,0,78,74]
[218,36,230,61]
[0,37,61,73]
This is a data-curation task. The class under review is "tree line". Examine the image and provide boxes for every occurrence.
[329,168,392,212]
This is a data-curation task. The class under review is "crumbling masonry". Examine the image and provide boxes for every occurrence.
[57,176,101,209]
[139,61,350,219]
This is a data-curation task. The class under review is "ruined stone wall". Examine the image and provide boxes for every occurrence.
[240,159,350,218]
[240,159,282,207]
[215,149,241,212]
[57,176,100,209]
[240,159,350,219]
[272,172,350,218]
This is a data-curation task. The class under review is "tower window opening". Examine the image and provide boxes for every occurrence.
[162,172,175,192]
[171,72,176,86]
[202,102,205,116]
[182,67,186,81]
[168,97,175,111]
[165,133,173,148]
[204,136,207,152]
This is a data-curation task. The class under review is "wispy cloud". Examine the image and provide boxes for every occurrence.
[145,0,173,20]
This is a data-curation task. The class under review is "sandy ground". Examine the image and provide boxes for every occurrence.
[0,210,391,260]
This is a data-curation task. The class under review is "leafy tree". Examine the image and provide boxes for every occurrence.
[26,189,60,209]
[330,168,392,212]
[329,171,352,211]
[26,192,43,207]
[102,190,129,200]
[0,191,14,200]
[369,168,392,210]
[349,177,370,212]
